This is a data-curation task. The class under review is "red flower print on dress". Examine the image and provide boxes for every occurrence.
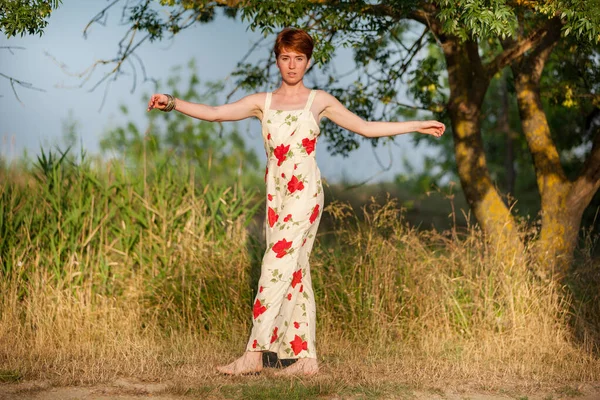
[268,207,279,228]
[272,239,292,258]
[253,299,267,319]
[284,214,292,222]
[287,176,305,193]
[267,133,271,140]
[281,173,286,178]
[291,131,295,136]
[302,137,316,155]
[252,339,258,348]
[264,166,268,182]
[287,293,292,301]
[268,194,273,201]
[274,144,290,166]
[309,204,320,224]
[290,335,308,355]
[294,322,300,329]
[270,327,278,344]
[299,285,304,293]
[291,269,302,288]
[259,286,264,293]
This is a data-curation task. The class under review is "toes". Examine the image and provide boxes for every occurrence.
[274,361,319,377]
[216,362,262,376]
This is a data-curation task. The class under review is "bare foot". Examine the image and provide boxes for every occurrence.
[274,358,319,376]
[216,351,263,375]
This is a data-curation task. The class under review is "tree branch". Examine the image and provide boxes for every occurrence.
[83,0,123,39]
[569,125,600,210]
[408,9,428,25]
[486,17,563,78]
[578,125,600,185]
[1,46,46,102]
[0,72,45,104]
[0,45,26,55]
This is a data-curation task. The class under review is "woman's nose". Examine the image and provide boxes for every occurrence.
[289,59,296,69]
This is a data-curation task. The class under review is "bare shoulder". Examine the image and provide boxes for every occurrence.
[314,90,346,119]
[313,90,337,103]
[238,92,267,106]
[230,92,267,119]
[253,92,270,111]
[313,90,340,115]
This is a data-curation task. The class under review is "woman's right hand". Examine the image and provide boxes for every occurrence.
[417,120,445,138]
[147,94,168,111]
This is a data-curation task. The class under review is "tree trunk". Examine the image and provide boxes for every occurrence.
[442,38,522,252]
[513,73,595,272]
[511,22,600,274]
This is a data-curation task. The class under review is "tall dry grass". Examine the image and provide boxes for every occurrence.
[0,152,599,388]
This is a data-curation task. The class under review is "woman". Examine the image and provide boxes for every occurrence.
[147,27,445,376]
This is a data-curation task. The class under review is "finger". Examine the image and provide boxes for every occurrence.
[149,95,158,109]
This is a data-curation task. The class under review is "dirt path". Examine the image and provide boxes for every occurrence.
[1,379,600,400]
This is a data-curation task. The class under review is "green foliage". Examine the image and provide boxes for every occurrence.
[94,1,599,169]
[0,0,61,38]
[535,0,600,42]
[436,0,600,43]
[540,43,600,166]
[437,0,517,41]
[407,44,447,114]
[96,1,600,159]
[0,147,260,332]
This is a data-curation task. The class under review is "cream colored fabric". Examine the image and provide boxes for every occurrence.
[246,90,323,359]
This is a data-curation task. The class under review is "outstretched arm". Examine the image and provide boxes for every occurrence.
[320,91,445,138]
[147,93,264,122]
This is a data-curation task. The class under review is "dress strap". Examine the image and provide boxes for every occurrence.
[264,92,272,113]
[303,90,317,112]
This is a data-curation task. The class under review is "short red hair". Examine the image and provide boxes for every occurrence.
[273,28,314,60]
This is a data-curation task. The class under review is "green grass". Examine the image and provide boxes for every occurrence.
[556,386,583,397]
[0,150,599,390]
[0,370,22,383]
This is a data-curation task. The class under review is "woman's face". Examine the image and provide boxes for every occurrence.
[276,49,310,85]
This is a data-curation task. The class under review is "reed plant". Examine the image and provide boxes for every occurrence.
[0,151,598,391]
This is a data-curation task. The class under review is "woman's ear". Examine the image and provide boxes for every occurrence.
[305,59,311,71]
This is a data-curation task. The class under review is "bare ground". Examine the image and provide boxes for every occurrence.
[1,378,599,400]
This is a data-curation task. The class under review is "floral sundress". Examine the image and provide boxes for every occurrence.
[245,90,323,359]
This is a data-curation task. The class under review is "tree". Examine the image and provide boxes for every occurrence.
[508,26,600,269]
[1,0,62,100]
[0,0,61,38]
[45,1,600,272]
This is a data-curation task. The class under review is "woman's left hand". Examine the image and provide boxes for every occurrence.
[417,121,446,138]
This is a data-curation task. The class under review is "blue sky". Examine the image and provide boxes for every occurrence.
[0,0,435,183]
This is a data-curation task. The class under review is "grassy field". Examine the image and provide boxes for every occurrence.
[1,153,599,398]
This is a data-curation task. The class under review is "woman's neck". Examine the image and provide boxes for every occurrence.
[274,81,309,96]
